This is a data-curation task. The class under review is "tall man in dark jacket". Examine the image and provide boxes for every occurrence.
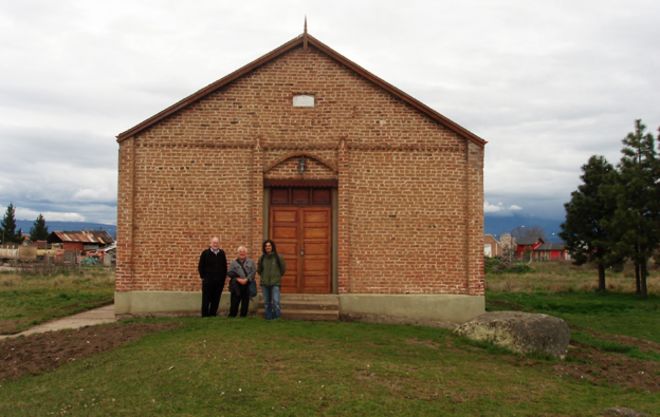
[198,237,228,317]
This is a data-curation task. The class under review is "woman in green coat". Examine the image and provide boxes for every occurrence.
[257,239,286,320]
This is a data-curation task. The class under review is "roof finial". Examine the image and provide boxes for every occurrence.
[303,16,309,50]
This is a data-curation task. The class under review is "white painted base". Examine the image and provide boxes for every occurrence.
[115,291,484,324]
[339,294,485,324]
[114,290,258,316]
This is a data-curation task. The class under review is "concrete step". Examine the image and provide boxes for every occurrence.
[257,294,339,321]
[277,309,339,321]
[279,294,339,302]
[258,300,339,311]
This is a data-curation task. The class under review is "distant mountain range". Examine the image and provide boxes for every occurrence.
[14,214,564,243]
[484,214,563,242]
[16,220,116,239]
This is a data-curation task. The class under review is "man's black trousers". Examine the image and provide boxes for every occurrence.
[201,278,225,317]
[229,283,251,317]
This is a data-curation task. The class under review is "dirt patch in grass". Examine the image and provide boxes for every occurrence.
[0,322,178,381]
[554,342,659,392]
[603,332,660,354]
[453,332,659,393]
[0,320,22,335]
[404,337,441,349]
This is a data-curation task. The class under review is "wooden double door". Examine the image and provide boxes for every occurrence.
[269,187,332,293]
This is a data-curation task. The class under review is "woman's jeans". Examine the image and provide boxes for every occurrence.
[261,285,281,320]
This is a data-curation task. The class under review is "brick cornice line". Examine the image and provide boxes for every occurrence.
[132,142,462,153]
[347,144,462,152]
[262,144,338,151]
[136,142,252,149]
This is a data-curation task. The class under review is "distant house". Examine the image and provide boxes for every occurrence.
[534,242,569,261]
[515,238,568,261]
[484,234,501,257]
[47,231,114,252]
[515,238,545,259]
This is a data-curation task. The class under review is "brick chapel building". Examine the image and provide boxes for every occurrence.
[115,30,486,323]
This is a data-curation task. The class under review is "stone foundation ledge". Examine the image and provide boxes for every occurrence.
[115,291,484,324]
[339,294,484,325]
[114,290,257,317]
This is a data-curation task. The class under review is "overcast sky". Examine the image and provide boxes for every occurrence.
[1,0,659,225]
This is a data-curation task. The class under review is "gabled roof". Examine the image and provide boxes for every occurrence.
[47,231,114,245]
[538,243,565,251]
[117,32,487,147]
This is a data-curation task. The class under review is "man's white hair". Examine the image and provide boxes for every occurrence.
[236,245,248,253]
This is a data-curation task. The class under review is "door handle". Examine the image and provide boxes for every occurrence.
[300,249,305,256]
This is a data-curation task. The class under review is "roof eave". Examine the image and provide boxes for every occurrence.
[116,34,304,142]
[116,33,487,147]
[305,35,487,147]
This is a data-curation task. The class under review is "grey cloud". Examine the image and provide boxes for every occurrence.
[0,126,116,169]
[1,0,659,223]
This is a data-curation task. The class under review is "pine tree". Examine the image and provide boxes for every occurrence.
[29,213,49,241]
[611,119,659,298]
[0,203,21,244]
[560,155,619,291]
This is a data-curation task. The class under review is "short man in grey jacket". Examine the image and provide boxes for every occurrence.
[227,245,257,317]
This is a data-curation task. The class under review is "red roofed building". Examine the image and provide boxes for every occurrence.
[47,231,114,252]
[516,238,568,261]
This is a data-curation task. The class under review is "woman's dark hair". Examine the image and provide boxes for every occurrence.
[261,239,283,274]
[262,239,277,254]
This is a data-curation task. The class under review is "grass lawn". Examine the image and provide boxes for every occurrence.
[487,262,660,361]
[0,267,115,334]
[0,262,657,416]
[0,317,658,417]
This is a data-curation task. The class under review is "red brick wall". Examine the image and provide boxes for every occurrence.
[117,44,484,296]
